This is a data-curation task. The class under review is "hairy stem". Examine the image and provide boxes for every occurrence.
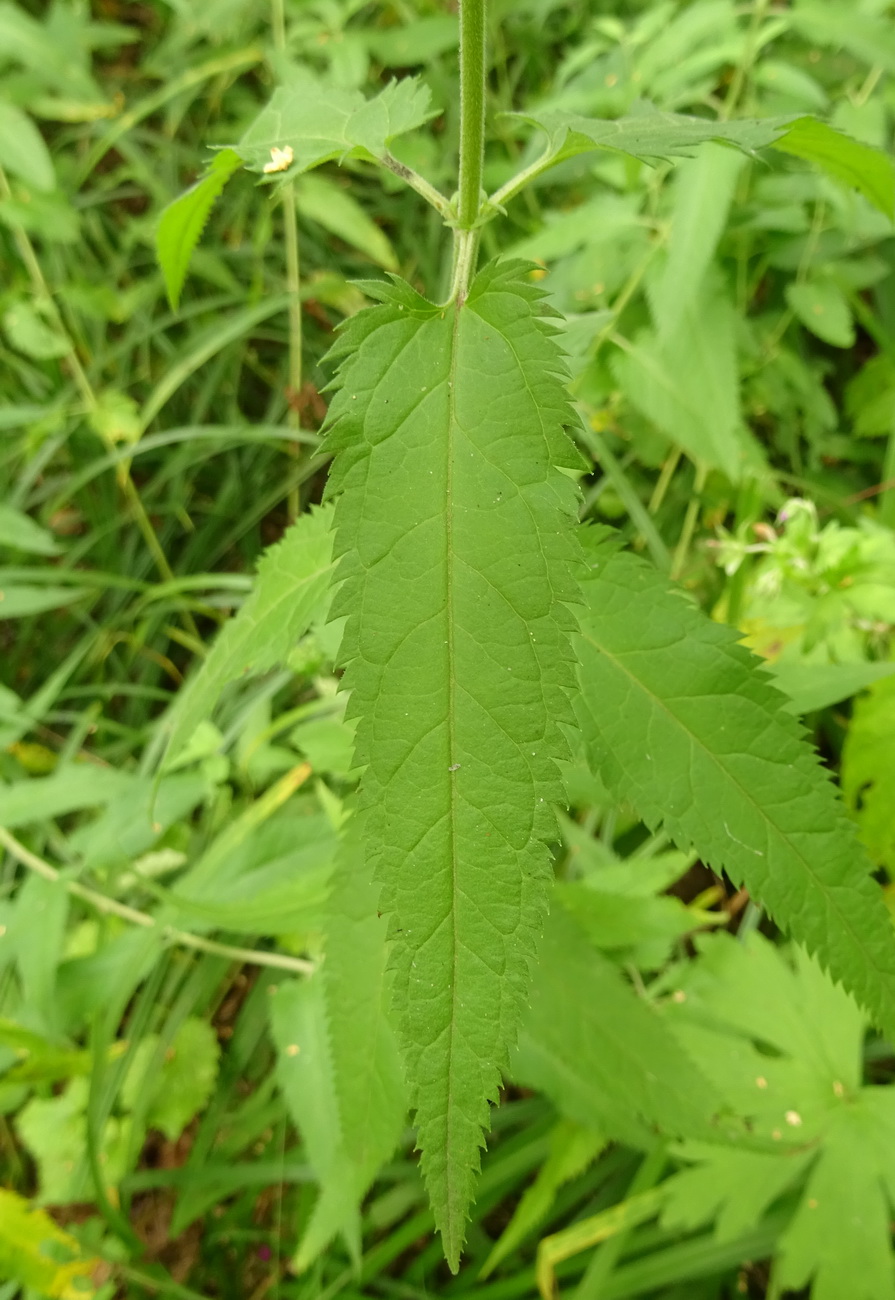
[452,0,487,300]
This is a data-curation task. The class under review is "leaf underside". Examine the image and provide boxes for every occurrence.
[322,260,582,1267]
[574,530,895,1039]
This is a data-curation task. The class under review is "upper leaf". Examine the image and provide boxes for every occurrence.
[235,69,435,176]
[574,531,895,1039]
[161,504,335,768]
[321,260,583,1267]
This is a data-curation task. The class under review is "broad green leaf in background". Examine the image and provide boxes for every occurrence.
[236,69,435,175]
[0,504,60,556]
[661,933,895,1300]
[0,583,86,618]
[0,101,55,192]
[0,1187,99,1299]
[363,14,458,66]
[2,300,69,359]
[322,261,582,1267]
[648,142,746,341]
[575,530,895,1039]
[270,977,362,1263]
[613,280,749,480]
[515,904,723,1159]
[17,1077,129,1204]
[156,148,243,310]
[842,675,895,871]
[768,660,895,715]
[162,504,335,767]
[295,172,398,270]
[512,906,723,1149]
[786,278,855,349]
[121,1016,220,1140]
[270,829,404,1271]
[790,2,895,85]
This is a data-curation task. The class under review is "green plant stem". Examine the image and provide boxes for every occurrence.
[450,0,487,302]
[0,825,315,977]
[382,151,453,218]
[671,461,708,579]
[457,0,487,230]
[721,0,771,119]
[271,0,303,522]
[283,185,303,522]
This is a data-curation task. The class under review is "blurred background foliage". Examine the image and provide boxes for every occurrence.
[3,0,895,1297]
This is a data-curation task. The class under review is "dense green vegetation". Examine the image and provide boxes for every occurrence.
[4,1,895,1297]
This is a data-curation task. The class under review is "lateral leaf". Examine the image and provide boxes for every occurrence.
[322,260,582,1267]
[574,531,895,1038]
[156,147,243,310]
[161,504,335,768]
[235,69,435,175]
[514,109,895,216]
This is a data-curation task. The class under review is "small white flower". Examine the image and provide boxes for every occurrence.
[263,145,294,174]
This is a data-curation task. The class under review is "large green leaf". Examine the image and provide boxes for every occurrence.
[574,531,895,1039]
[322,260,582,1266]
[235,69,434,175]
[161,504,335,767]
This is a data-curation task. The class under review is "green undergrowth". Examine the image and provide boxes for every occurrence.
[4,1,895,1298]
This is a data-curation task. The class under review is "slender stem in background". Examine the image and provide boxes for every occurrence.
[671,461,709,579]
[0,165,201,642]
[0,824,316,976]
[451,0,487,302]
[271,0,303,522]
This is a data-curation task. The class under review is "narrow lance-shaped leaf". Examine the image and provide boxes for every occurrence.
[322,260,583,1267]
[161,504,335,769]
[272,823,406,1273]
[156,147,243,310]
[574,530,895,1038]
